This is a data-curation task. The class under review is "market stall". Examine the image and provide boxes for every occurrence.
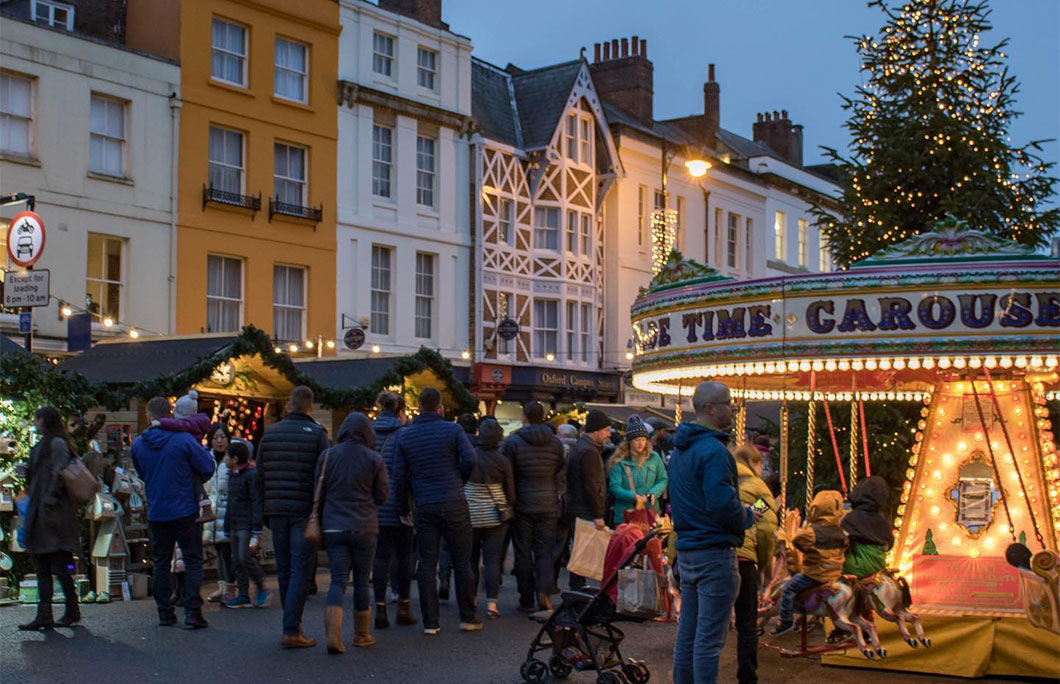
[629,220,1060,677]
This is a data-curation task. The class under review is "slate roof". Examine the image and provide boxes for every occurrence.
[471,58,584,151]
[601,103,697,147]
[715,128,778,161]
[59,335,238,384]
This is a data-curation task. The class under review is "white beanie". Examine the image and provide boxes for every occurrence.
[174,390,199,419]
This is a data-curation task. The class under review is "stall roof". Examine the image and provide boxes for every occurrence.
[296,357,471,390]
[60,335,238,383]
[2,334,32,358]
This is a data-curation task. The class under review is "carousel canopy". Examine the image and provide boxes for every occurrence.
[630,218,1060,400]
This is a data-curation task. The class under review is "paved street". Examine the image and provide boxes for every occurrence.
[0,568,1022,684]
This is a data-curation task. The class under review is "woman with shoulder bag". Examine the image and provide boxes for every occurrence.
[464,417,516,619]
[19,407,82,631]
[606,417,668,527]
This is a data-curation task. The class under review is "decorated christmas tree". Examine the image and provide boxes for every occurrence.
[813,0,1058,268]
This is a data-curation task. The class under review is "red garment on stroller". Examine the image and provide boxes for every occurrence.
[601,523,665,604]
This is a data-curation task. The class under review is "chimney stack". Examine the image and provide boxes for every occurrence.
[753,109,804,166]
[589,35,654,125]
[377,0,447,29]
[594,43,601,62]
[702,62,720,151]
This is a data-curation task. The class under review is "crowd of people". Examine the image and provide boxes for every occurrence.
[18,378,870,684]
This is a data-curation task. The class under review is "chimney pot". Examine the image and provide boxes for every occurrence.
[757,112,763,122]
[773,110,780,120]
[640,39,646,57]
[781,109,788,119]
[611,39,619,57]
[603,41,611,60]
[621,38,629,57]
[631,35,639,55]
[594,43,601,63]
[708,63,715,82]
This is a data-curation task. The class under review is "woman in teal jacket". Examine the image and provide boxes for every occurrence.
[606,416,668,526]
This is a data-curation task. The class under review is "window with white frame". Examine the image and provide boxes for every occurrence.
[534,207,559,250]
[274,38,308,103]
[580,302,591,361]
[32,0,73,30]
[373,32,394,77]
[819,233,832,272]
[774,210,787,261]
[416,135,435,207]
[727,213,739,269]
[211,18,247,86]
[579,116,592,164]
[565,114,577,163]
[273,265,305,342]
[797,218,809,267]
[89,95,125,176]
[566,301,576,361]
[206,254,243,332]
[580,214,591,256]
[533,299,558,358]
[499,198,513,245]
[566,210,578,254]
[714,208,723,267]
[274,142,306,206]
[0,73,33,156]
[415,252,435,339]
[637,186,646,247]
[745,218,754,275]
[417,47,437,90]
[370,245,392,335]
[85,234,125,321]
[372,124,392,198]
[208,126,244,194]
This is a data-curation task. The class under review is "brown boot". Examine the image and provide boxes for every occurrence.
[352,609,375,647]
[281,632,317,649]
[324,606,345,655]
[374,603,389,629]
[396,599,417,626]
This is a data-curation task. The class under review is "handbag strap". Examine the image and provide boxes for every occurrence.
[625,462,644,509]
[484,480,506,508]
[310,448,331,517]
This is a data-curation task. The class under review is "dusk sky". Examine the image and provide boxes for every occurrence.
[445,0,1059,180]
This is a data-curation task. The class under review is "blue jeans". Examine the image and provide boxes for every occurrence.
[415,500,477,628]
[269,515,315,636]
[673,547,740,684]
[778,572,821,623]
[324,531,377,611]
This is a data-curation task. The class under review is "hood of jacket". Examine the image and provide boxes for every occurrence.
[138,428,184,450]
[808,490,844,526]
[514,423,557,446]
[842,476,894,546]
[849,476,888,513]
[373,411,402,435]
[673,421,730,451]
[477,419,504,449]
[338,412,376,448]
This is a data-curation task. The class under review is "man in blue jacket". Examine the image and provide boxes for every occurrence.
[132,396,216,629]
[391,387,480,634]
[668,381,757,684]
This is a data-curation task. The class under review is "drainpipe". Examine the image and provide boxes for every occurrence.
[168,92,182,335]
[702,186,711,266]
[471,137,483,366]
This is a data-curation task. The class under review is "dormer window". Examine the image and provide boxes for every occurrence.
[33,0,74,30]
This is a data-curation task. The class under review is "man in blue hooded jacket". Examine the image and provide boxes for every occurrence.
[132,396,216,629]
[668,381,757,684]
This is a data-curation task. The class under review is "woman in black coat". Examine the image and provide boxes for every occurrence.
[19,407,82,631]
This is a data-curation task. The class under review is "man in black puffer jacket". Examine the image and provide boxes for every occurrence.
[255,386,330,649]
[503,401,565,612]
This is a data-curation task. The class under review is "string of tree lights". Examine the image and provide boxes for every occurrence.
[810,0,1059,269]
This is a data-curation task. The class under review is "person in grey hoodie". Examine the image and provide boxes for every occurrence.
[503,401,565,612]
[315,412,389,653]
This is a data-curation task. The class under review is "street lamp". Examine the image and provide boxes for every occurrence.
[685,159,711,178]
[652,142,712,275]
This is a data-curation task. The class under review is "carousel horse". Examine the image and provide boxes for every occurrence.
[862,570,931,648]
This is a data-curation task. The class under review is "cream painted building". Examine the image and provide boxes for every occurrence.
[0,11,180,353]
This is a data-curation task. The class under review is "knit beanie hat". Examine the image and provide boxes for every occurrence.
[174,390,199,419]
[625,415,650,441]
[584,409,611,433]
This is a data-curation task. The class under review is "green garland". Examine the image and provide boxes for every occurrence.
[1,325,478,416]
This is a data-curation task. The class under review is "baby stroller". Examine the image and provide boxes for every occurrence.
[519,524,667,684]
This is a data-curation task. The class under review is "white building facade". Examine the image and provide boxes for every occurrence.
[335,0,473,360]
[0,14,180,353]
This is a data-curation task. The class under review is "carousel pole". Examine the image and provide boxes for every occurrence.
[735,378,747,447]
[806,372,817,513]
[780,400,789,513]
[849,388,859,491]
[675,380,683,425]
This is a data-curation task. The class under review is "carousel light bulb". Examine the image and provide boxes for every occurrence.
[938,357,951,369]
[812,360,824,372]
[866,359,879,371]
[799,361,811,372]
[894,358,906,370]
[1030,356,1044,368]
[838,360,851,371]
[880,359,893,370]
[909,358,922,369]
[1000,356,1013,368]
[969,548,980,559]
[923,358,935,369]
[953,357,967,369]
[984,356,997,369]
[931,505,940,516]
[1015,356,1029,368]
[969,357,982,369]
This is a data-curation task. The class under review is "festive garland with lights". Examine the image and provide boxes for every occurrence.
[1,325,478,416]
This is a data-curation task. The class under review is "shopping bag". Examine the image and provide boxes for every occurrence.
[616,557,664,619]
[567,518,612,581]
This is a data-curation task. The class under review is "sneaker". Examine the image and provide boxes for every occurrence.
[253,590,271,609]
[223,595,252,609]
[769,620,796,637]
[423,626,441,636]
[459,619,483,632]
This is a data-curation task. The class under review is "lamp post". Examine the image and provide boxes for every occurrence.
[651,142,709,275]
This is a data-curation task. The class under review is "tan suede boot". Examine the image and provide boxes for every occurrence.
[325,606,345,654]
[352,609,375,647]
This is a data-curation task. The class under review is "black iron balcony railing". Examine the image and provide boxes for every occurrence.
[203,185,262,216]
[269,198,323,224]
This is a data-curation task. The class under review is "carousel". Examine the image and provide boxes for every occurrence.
[629,218,1060,678]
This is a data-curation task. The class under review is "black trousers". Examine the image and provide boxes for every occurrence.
[733,559,761,684]
[150,514,204,617]
[414,500,476,628]
[373,524,415,603]
[33,551,76,616]
[511,512,557,606]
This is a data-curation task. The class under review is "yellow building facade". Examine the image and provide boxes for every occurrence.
[126,0,338,343]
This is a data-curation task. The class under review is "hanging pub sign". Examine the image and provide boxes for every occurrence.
[343,327,366,351]
[496,318,520,341]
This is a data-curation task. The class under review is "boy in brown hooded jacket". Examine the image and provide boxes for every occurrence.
[769,490,847,635]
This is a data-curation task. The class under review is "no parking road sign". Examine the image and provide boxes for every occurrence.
[6,211,46,267]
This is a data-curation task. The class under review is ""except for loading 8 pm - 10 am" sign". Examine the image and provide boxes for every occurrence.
[2,269,50,307]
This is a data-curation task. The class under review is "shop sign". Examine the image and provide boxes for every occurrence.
[534,369,619,394]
